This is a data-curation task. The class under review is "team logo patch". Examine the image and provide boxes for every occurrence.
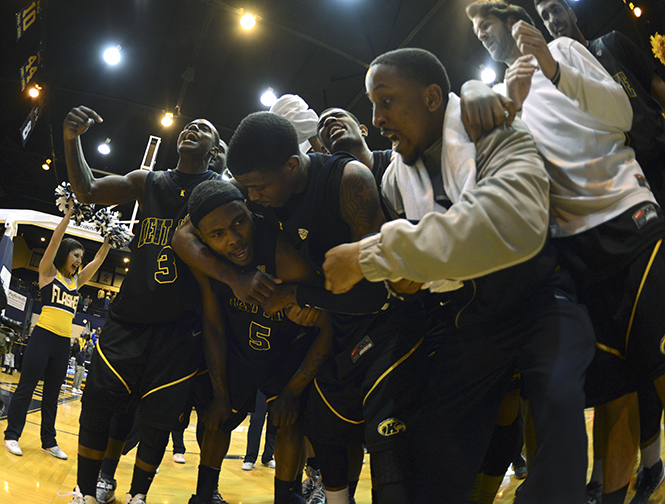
[632,203,657,229]
[256,264,266,273]
[635,174,651,190]
[660,335,665,355]
[377,418,406,437]
[350,335,373,363]
[298,228,309,240]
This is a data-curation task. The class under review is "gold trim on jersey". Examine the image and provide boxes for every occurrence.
[97,343,132,394]
[455,280,477,328]
[141,368,199,399]
[596,238,662,360]
[314,378,365,425]
[363,337,424,407]
[624,238,661,355]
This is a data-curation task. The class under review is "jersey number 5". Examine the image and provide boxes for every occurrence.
[155,246,178,284]
[249,321,271,351]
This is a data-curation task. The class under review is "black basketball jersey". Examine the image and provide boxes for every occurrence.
[211,216,307,364]
[588,32,665,201]
[268,152,356,272]
[110,169,218,323]
[262,152,398,351]
[372,149,393,189]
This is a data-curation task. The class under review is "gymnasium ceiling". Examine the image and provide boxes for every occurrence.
[1,0,663,270]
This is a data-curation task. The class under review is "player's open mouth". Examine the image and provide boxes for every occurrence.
[183,132,198,143]
[328,124,345,140]
[231,246,249,262]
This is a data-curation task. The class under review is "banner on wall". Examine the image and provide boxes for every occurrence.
[20,43,42,90]
[19,101,41,147]
[16,1,41,41]
[7,290,27,312]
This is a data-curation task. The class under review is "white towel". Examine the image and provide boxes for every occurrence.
[392,92,477,293]
[393,93,477,217]
[270,94,319,153]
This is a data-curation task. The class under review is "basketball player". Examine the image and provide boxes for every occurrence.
[322,47,596,503]
[184,179,333,504]
[62,106,220,504]
[316,108,393,190]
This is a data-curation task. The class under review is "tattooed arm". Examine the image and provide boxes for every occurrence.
[262,163,390,316]
[339,159,386,240]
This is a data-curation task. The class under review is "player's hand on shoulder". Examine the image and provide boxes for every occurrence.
[285,304,321,326]
[63,106,103,141]
[271,388,299,427]
[231,269,282,306]
[460,81,516,142]
[204,395,232,432]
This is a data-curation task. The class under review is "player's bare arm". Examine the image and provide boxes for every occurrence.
[192,269,232,431]
[261,233,321,316]
[322,160,386,294]
[272,311,333,427]
[63,106,148,205]
[339,160,385,241]
[172,218,282,306]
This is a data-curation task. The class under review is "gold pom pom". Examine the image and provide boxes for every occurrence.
[651,33,665,66]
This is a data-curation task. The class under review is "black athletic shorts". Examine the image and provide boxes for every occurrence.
[82,311,203,430]
[196,332,315,433]
[582,237,665,406]
[304,301,427,453]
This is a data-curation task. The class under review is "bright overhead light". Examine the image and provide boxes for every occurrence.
[42,158,52,170]
[28,84,42,98]
[260,87,277,107]
[98,138,111,155]
[633,6,642,16]
[240,13,256,30]
[161,112,174,127]
[481,67,497,84]
[103,46,121,65]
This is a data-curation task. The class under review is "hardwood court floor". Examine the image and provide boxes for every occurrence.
[0,372,662,503]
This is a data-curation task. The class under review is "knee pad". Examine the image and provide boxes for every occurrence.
[136,425,171,466]
[79,403,114,451]
[108,411,137,441]
[369,444,411,486]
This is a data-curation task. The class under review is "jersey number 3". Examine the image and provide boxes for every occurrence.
[249,321,271,351]
[155,246,178,284]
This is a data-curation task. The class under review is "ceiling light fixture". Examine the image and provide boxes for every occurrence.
[161,112,174,127]
[28,84,42,98]
[42,158,52,170]
[260,87,277,107]
[103,45,122,65]
[240,13,256,30]
[633,6,642,16]
[98,138,111,155]
[480,66,496,84]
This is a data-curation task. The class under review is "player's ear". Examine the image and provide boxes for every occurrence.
[424,83,443,112]
[360,124,369,137]
[284,155,300,176]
